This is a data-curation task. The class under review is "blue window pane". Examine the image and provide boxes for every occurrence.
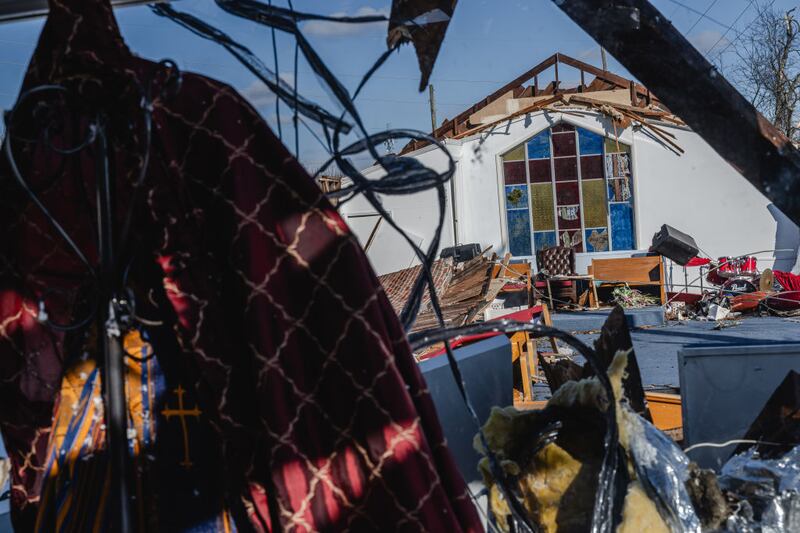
[534,231,556,253]
[507,210,532,256]
[578,128,603,155]
[610,203,635,250]
[585,228,609,252]
[505,185,529,210]
[526,130,551,159]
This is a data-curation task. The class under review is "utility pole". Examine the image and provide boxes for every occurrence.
[428,84,437,133]
[383,122,395,154]
[600,46,608,71]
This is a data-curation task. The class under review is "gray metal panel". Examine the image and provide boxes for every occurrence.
[419,335,512,483]
[679,342,800,470]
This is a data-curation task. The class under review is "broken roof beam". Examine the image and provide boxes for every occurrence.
[557,53,654,102]
[430,52,652,138]
[553,0,800,227]
[430,54,559,135]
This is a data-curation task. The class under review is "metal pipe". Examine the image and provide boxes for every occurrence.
[95,120,133,533]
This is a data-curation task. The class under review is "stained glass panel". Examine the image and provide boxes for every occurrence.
[552,132,577,157]
[507,210,532,256]
[527,130,551,159]
[503,161,526,184]
[534,231,556,252]
[555,181,580,205]
[585,228,610,252]
[553,157,578,181]
[502,144,525,161]
[530,183,555,231]
[605,153,632,179]
[500,123,635,257]
[578,129,603,155]
[556,205,581,230]
[505,185,528,210]
[529,159,551,183]
[582,179,608,227]
[580,155,603,180]
[607,177,633,202]
[610,203,635,250]
[604,137,631,154]
[559,230,583,253]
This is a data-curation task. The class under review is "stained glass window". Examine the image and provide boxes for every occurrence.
[500,123,636,257]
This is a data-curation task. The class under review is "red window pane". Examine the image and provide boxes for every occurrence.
[552,133,576,157]
[528,159,551,183]
[557,206,582,229]
[551,123,575,133]
[553,157,578,181]
[580,155,603,180]
[556,181,580,205]
[503,161,526,184]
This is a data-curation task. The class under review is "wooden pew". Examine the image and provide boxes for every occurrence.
[588,255,666,305]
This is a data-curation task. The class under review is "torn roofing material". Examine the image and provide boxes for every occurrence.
[401,51,681,153]
[388,0,458,92]
[379,257,454,316]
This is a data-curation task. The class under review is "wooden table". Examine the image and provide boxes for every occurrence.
[545,274,599,309]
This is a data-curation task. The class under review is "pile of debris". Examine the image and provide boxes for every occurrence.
[475,307,800,532]
[613,285,660,309]
[667,264,800,324]
[378,251,512,333]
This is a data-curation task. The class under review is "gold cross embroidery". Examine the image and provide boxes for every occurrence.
[161,385,202,469]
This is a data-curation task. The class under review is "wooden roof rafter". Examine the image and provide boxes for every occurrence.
[402,51,660,154]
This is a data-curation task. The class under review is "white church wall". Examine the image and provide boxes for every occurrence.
[341,109,799,285]
[631,124,799,286]
[341,144,457,275]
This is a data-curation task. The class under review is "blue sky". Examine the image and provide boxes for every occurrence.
[0,0,792,171]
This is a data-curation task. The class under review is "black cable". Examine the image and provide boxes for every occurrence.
[287,0,299,157]
[150,3,351,134]
[153,1,625,529]
[267,0,282,140]
[212,3,623,531]
[3,62,180,333]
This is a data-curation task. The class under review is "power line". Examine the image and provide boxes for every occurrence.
[686,0,719,36]
[710,0,774,61]
[175,59,524,85]
[664,0,737,32]
[706,0,757,57]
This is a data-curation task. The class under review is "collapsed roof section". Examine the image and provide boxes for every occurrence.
[402,51,684,154]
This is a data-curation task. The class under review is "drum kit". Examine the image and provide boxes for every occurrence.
[706,256,760,297]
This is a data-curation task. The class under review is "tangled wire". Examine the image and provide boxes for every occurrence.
[6,2,626,531]
[153,3,628,532]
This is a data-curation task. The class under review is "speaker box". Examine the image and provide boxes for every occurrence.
[440,243,481,263]
[650,224,699,266]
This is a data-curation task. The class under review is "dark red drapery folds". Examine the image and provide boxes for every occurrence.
[0,1,482,530]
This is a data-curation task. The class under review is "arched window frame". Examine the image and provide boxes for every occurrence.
[498,121,637,258]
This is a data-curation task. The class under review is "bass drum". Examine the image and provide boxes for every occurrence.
[721,278,757,298]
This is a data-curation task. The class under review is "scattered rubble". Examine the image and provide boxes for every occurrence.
[475,308,800,532]
[613,285,660,309]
